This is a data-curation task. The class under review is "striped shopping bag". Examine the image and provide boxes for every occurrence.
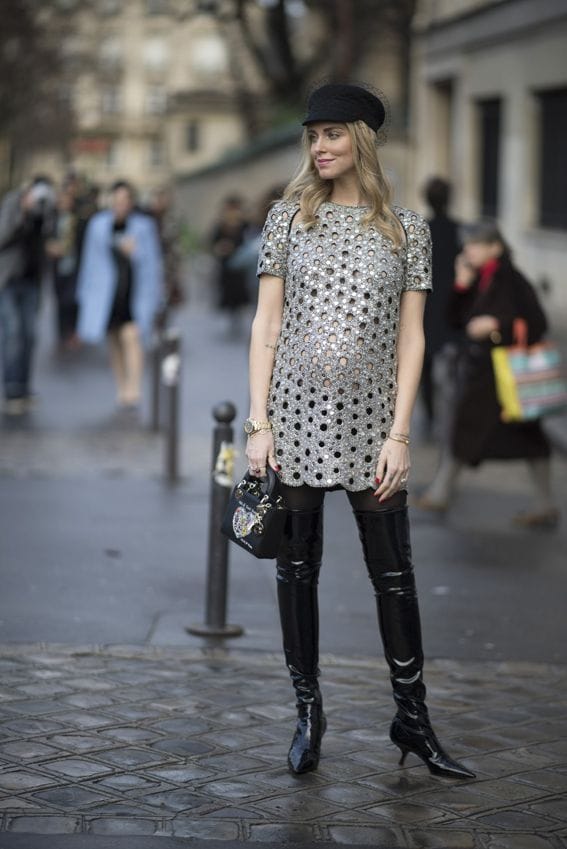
[491,319,567,422]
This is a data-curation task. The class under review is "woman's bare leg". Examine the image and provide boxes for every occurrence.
[107,329,128,405]
[119,322,143,406]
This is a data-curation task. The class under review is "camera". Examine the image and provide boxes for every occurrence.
[28,179,56,217]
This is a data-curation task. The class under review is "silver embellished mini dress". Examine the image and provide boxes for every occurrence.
[257,200,432,491]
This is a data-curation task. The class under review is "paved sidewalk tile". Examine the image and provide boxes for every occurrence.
[0,644,565,847]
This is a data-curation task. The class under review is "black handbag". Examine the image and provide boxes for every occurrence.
[221,467,287,559]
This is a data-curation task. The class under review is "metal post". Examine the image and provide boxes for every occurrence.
[150,330,163,433]
[161,328,181,485]
[187,401,243,638]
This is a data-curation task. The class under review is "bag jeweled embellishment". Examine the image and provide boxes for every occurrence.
[232,505,258,539]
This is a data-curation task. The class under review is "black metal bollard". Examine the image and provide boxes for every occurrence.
[161,328,181,484]
[150,329,164,433]
[187,402,244,638]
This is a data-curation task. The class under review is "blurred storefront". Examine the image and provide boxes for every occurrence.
[411,0,567,319]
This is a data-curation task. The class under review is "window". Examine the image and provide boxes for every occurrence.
[145,0,169,14]
[190,34,228,75]
[537,88,567,229]
[186,120,200,152]
[99,37,123,70]
[106,140,120,167]
[477,98,502,218]
[101,86,122,114]
[430,79,453,175]
[143,37,168,71]
[58,82,75,110]
[145,87,167,115]
[100,0,121,13]
[149,139,165,168]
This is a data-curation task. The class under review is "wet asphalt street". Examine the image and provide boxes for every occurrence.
[1,285,566,663]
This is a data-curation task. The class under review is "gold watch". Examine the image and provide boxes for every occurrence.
[243,418,272,436]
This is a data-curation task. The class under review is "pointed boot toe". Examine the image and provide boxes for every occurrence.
[287,706,326,775]
[390,717,475,779]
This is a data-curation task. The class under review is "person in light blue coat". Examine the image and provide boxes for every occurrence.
[77,181,164,409]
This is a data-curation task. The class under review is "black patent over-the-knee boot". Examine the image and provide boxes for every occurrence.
[353,507,475,779]
[276,506,327,775]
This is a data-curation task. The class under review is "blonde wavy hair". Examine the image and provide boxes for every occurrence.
[283,120,405,249]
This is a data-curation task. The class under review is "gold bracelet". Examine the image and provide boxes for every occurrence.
[248,427,272,437]
[388,434,410,446]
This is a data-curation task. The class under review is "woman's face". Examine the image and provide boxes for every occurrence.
[112,188,133,221]
[463,240,502,269]
[307,123,355,181]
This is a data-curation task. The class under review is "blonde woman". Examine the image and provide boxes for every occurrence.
[245,84,475,779]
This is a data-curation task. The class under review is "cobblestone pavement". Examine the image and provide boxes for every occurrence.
[0,645,566,847]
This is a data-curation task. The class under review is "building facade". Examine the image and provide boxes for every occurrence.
[411,0,567,319]
[22,0,263,194]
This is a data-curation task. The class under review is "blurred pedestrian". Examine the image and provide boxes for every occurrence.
[417,221,558,527]
[76,180,163,411]
[210,195,250,337]
[421,176,462,437]
[147,186,184,328]
[0,177,55,415]
[245,83,474,779]
[45,187,79,349]
[227,185,286,300]
[74,182,100,262]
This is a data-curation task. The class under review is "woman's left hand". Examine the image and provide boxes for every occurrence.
[466,314,499,340]
[374,439,410,502]
[119,236,136,257]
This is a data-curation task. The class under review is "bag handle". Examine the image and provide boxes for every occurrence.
[513,317,528,348]
[241,466,279,498]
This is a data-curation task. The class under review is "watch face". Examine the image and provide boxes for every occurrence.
[244,419,253,434]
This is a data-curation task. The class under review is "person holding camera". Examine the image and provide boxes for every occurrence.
[0,177,55,415]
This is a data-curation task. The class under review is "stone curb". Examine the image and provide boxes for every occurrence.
[1,643,566,676]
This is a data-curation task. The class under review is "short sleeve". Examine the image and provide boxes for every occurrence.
[397,208,433,292]
[256,201,296,280]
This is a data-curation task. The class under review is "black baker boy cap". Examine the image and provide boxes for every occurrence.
[302,83,386,133]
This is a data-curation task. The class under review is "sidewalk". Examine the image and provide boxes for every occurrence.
[0,644,566,848]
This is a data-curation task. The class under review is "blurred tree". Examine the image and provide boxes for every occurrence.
[229,0,416,123]
[0,0,74,188]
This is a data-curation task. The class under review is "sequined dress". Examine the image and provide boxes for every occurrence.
[256,200,432,491]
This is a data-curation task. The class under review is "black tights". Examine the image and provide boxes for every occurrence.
[280,483,407,513]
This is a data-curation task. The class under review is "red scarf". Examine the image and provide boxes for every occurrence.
[478,257,500,295]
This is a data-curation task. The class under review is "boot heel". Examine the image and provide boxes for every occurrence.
[397,745,409,766]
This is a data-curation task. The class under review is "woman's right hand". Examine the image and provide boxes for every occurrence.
[245,431,279,478]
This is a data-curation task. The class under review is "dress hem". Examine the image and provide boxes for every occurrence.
[278,475,377,493]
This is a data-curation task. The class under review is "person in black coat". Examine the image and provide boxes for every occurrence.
[420,177,462,433]
[417,221,558,528]
[210,195,250,337]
